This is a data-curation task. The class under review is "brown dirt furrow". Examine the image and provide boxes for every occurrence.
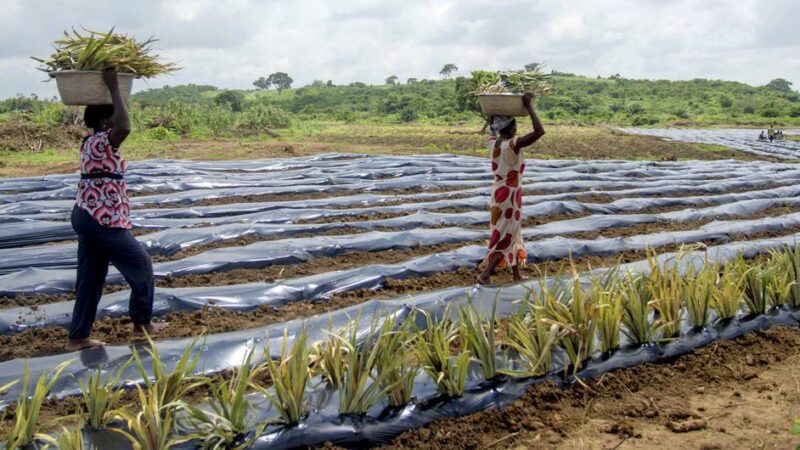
[155,239,485,289]
[570,181,790,203]
[383,326,800,450]
[297,211,425,224]
[132,178,791,211]
[149,185,487,209]
[150,225,387,262]
[127,189,185,198]
[562,205,800,240]
[0,240,486,310]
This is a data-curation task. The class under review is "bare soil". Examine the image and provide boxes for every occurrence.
[383,326,800,450]
[149,225,383,262]
[151,187,481,209]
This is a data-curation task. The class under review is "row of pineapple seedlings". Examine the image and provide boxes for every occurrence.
[2,245,799,450]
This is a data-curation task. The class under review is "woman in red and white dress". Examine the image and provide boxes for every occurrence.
[67,69,167,351]
[478,93,545,285]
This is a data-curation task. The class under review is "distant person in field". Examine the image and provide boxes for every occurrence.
[768,124,776,142]
[758,131,767,141]
[478,93,545,285]
[67,68,167,352]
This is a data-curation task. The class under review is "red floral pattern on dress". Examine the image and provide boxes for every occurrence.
[483,136,527,269]
[75,131,132,229]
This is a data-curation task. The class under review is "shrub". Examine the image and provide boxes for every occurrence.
[760,107,782,118]
[399,107,418,123]
[631,115,658,126]
[215,91,244,112]
[146,126,180,141]
[627,103,646,115]
[238,103,291,130]
[672,108,690,119]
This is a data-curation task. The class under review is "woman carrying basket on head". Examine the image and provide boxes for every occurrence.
[478,93,545,285]
[66,68,167,351]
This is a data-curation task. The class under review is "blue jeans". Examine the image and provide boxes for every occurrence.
[69,205,154,340]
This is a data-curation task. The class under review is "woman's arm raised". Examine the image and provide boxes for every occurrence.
[103,68,131,148]
[515,92,545,148]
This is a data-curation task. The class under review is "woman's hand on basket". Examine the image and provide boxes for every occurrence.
[102,68,119,91]
[522,92,535,110]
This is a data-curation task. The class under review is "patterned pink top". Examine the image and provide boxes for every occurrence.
[75,130,132,229]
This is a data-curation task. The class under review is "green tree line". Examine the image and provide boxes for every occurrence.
[129,72,800,126]
[0,72,797,146]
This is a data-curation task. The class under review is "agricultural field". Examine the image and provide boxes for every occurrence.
[0,126,799,449]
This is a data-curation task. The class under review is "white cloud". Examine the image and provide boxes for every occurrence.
[0,0,797,99]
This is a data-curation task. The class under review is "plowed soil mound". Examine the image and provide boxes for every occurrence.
[384,326,800,450]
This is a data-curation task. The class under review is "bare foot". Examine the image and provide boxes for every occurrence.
[65,338,106,352]
[132,321,169,337]
[512,267,528,283]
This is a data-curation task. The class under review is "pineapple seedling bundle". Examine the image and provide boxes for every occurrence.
[33,28,178,105]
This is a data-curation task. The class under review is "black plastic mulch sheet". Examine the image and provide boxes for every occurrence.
[1,232,799,413]
[3,195,800,296]
[3,164,800,216]
[63,297,800,450]
[2,155,799,212]
[1,152,800,447]
[243,308,800,450]
[4,180,800,250]
[3,218,800,335]
[620,128,800,160]
[0,153,491,202]
[0,227,486,296]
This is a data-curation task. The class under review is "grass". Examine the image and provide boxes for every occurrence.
[692,143,737,154]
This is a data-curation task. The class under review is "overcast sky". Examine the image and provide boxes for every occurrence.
[2,0,798,99]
